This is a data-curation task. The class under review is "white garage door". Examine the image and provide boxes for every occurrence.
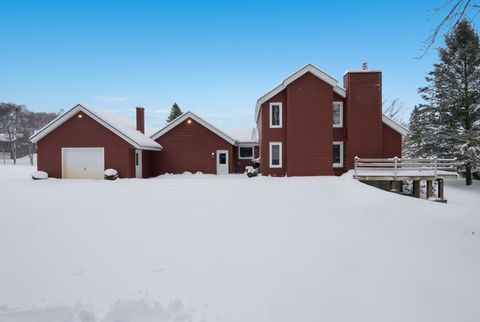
[62,148,105,179]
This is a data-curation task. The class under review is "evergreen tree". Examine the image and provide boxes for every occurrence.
[419,20,480,185]
[404,104,438,158]
[166,103,183,123]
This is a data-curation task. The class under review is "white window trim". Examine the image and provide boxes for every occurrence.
[333,141,344,168]
[238,146,254,159]
[269,142,282,168]
[333,101,343,128]
[269,102,282,128]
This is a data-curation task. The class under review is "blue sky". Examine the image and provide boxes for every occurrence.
[0,0,467,129]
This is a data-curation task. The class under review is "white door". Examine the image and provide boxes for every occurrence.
[62,148,104,179]
[135,149,142,178]
[216,150,229,175]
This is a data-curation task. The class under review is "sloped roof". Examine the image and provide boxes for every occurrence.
[382,114,409,137]
[222,128,259,144]
[254,64,347,122]
[150,111,237,145]
[29,104,162,151]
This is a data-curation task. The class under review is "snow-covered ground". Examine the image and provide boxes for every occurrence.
[0,165,479,322]
[0,154,36,166]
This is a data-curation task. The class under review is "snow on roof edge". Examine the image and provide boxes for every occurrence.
[30,104,162,150]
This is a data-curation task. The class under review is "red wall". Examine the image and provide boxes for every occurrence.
[259,91,288,176]
[257,70,400,177]
[233,146,259,173]
[382,124,403,158]
[153,117,234,175]
[286,72,334,176]
[36,112,135,178]
[344,71,383,169]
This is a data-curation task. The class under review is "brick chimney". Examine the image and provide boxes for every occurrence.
[136,106,145,134]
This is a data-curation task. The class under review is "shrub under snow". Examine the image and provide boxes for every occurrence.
[104,169,118,180]
[31,171,48,180]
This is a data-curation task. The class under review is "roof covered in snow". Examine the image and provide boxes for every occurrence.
[222,128,259,144]
[29,104,162,151]
[150,111,238,145]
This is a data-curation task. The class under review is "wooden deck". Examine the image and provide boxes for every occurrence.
[353,157,458,202]
[354,157,458,181]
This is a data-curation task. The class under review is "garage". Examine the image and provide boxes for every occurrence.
[62,148,105,179]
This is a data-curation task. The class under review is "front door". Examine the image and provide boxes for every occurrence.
[216,150,228,175]
[135,149,142,178]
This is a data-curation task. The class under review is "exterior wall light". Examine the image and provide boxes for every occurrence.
[78,114,83,118]
[187,119,192,124]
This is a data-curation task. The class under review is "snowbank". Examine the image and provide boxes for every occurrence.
[0,167,479,322]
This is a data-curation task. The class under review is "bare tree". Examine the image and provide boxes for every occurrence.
[0,103,58,165]
[422,0,479,55]
[0,103,24,165]
[382,97,408,124]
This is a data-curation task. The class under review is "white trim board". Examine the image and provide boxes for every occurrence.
[333,141,344,168]
[29,104,162,151]
[255,64,347,122]
[333,101,343,128]
[150,111,237,145]
[269,142,282,168]
[269,102,283,128]
[238,146,254,159]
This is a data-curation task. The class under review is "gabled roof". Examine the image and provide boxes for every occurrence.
[255,64,347,122]
[222,128,259,144]
[150,111,237,145]
[382,114,409,137]
[29,104,162,151]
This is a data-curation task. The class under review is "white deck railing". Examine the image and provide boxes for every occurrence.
[354,157,458,179]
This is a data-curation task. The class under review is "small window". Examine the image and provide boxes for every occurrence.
[219,153,227,165]
[333,141,344,168]
[333,102,343,128]
[269,102,282,128]
[269,142,282,168]
[239,146,254,159]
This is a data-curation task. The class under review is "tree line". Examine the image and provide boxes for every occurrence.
[405,20,480,185]
[0,103,59,165]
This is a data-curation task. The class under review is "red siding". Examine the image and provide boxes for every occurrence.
[344,71,383,169]
[286,72,333,176]
[153,118,234,175]
[233,146,259,173]
[259,91,287,176]
[382,124,403,158]
[36,112,136,178]
[141,150,155,178]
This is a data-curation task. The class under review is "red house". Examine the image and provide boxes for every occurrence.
[30,64,407,179]
[255,64,407,176]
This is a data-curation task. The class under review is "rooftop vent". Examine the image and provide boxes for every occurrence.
[362,62,368,70]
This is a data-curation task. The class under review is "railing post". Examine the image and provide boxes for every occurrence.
[434,157,438,179]
[354,156,359,178]
[393,156,398,180]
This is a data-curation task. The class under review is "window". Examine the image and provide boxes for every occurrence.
[269,102,282,128]
[219,152,227,164]
[239,146,254,159]
[333,102,343,128]
[333,141,344,168]
[269,142,282,168]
